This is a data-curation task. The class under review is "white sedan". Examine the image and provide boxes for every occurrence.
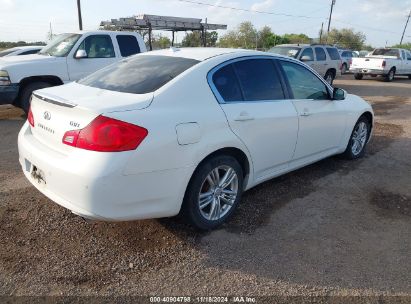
[18,48,373,230]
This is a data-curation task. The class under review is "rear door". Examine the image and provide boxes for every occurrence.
[210,57,298,180]
[278,59,347,165]
[314,47,327,76]
[67,34,118,81]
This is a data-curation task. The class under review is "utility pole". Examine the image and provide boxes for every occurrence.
[400,9,411,45]
[319,22,324,43]
[77,0,83,31]
[326,0,336,42]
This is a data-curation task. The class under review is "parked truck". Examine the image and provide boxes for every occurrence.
[350,48,411,82]
[0,30,146,113]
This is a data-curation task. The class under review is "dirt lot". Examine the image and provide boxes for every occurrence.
[0,75,410,302]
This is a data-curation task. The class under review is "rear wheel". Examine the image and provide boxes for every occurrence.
[324,70,335,85]
[342,116,370,160]
[19,82,52,114]
[384,68,395,82]
[181,155,243,230]
[354,73,363,80]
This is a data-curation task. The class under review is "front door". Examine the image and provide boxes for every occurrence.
[210,58,299,180]
[278,60,347,165]
[67,34,117,81]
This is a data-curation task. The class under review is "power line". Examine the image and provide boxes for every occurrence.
[176,0,327,20]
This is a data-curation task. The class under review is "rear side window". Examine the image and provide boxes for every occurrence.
[326,47,340,60]
[342,51,352,58]
[79,55,199,94]
[116,35,141,57]
[233,59,285,101]
[212,64,243,102]
[315,47,326,61]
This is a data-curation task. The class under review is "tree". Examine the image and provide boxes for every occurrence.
[391,42,411,50]
[181,31,219,47]
[282,33,311,44]
[219,21,257,49]
[151,35,171,49]
[324,28,366,50]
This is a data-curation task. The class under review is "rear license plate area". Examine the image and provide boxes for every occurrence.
[31,164,46,185]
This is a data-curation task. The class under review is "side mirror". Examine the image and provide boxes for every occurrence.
[75,49,87,59]
[333,88,347,100]
[300,55,312,62]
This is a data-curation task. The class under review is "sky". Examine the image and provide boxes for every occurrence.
[0,0,410,47]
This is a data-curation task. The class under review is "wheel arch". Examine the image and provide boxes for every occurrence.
[359,111,374,140]
[19,75,63,89]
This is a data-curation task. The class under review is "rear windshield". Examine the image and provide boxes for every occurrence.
[78,55,200,94]
[372,49,400,57]
[269,46,301,58]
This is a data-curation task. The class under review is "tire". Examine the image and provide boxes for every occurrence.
[354,73,363,80]
[384,68,395,82]
[341,116,371,160]
[181,155,244,230]
[341,63,348,75]
[408,75,411,80]
[18,82,52,114]
[324,70,335,85]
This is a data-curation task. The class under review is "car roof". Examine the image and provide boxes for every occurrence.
[140,47,266,61]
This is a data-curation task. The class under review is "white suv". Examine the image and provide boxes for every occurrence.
[269,44,342,84]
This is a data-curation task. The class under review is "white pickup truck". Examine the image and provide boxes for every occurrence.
[350,48,411,82]
[0,30,146,112]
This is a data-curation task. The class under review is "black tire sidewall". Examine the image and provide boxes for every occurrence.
[385,69,395,82]
[20,82,51,113]
[182,155,243,230]
[354,73,363,80]
[343,117,370,159]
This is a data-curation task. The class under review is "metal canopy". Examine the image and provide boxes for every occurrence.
[100,14,227,50]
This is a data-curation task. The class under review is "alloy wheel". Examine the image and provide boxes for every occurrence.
[198,165,239,221]
[351,121,368,156]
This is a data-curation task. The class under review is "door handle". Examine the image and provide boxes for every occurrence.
[300,112,311,117]
[234,112,255,121]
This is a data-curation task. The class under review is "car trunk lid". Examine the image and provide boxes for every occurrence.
[29,82,154,154]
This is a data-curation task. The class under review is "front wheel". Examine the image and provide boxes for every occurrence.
[18,82,52,114]
[181,155,243,230]
[342,117,371,160]
[354,73,363,80]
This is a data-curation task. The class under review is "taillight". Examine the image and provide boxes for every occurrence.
[382,60,386,67]
[62,115,148,152]
[349,59,352,65]
[28,106,35,127]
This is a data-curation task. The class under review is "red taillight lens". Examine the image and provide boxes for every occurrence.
[382,60,386,67]
[349,59,352,65]
[28,107,35,127]
[62,115,148,152]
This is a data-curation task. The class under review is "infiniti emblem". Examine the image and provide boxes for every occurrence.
[43,111,51,120]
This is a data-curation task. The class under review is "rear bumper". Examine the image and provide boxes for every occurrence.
[0,84,19,105]
[349,68,386,75]
[18,122,193,221]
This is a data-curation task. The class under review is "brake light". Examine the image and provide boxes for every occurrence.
[349,59,352,65]
[28,107,34,127]
[62,115,148,152]
[382,60,386,67]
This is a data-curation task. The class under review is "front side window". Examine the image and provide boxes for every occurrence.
[39,33,81,57]
[116,35,140,57]
[300,48,314,61]
[19,49,40,55]
[77,35,115,58]
[407,51,411,60]
[79,55,199,94]
[315,47,326,61]
[401,50,406,60]
[279,60,329,100]
[326,47,341,60]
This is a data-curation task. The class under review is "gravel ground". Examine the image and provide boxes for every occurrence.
[0,76,410,302]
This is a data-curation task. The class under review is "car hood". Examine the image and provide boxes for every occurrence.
[0,54,59,68]
[34,82,154,113]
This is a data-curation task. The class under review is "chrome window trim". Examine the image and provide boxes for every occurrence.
[207,55,333,104]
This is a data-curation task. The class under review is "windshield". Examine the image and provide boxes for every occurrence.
[0,49,19,57]
[269,46,301,58]
[39,33,81,57]
[78,55,200,94]
[371,49,400,57]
